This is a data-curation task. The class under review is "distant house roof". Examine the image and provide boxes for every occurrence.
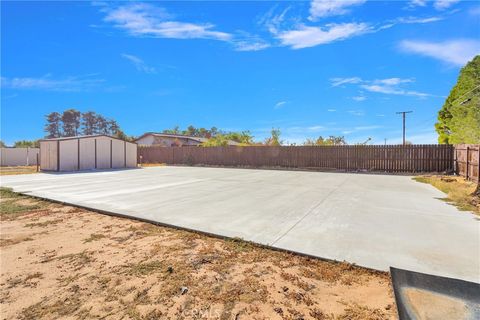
[135,132,240,146]
[135,132,208,143]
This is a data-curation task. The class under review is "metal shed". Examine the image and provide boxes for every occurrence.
[39,135,137,172]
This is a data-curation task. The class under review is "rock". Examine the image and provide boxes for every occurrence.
[180,286,188,295]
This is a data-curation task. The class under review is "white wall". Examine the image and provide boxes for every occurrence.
[1,148,40,166]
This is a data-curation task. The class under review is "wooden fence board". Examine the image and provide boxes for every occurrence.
[138,144,455,174]
[455,144,480,182]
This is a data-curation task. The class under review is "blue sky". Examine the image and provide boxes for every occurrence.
[1,0,479,145]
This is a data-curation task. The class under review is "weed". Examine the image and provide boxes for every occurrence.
[25,219,63,228]
[83,233,106,243]
[127,260,164,276]
[413,175,479,215]
[0,187,22,199]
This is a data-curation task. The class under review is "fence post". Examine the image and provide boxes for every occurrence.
[36,153,39,172]
[454,146,458,175]
[466,146,470,180]
[478,146,480,183]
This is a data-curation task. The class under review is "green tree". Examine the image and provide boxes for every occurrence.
[13,140,39,148]
[264,128,282,146]
[61,109,81,136]
[0,140,6,148]
[108,120,120,135]
[435,55,480,144]
[44,112,62,138]
[303,136,347,146]
[81,111,98,135]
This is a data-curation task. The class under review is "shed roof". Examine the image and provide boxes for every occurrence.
[40,134,136,144]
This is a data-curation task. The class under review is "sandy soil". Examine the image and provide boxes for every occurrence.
[1,188,396,320]
[0,166,38,176]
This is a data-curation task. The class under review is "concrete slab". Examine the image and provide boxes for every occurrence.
[1,166,479,282]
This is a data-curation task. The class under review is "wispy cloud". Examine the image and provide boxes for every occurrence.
[103,3,232,41]
[332,77,435,98]
[399,39,480,66]
[275,23,371,49]
[330,77,362,87]
[348,110,365,116]
[327,108,336,112]
[352,95,366,101]
[309,0,366,20]
[275,101,288,108]
[1,74,105,92]
[121,53,156,73]
[360,84,430,97]
[407,0,427,8]
[234,40,270,52]
[407,0,460,10]
[393,16,443,24]
[434,0,460,10]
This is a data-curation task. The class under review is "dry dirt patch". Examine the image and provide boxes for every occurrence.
[1,188,396,319]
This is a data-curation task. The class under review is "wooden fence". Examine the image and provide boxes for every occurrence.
[454,145,480,182]
[138,144,454,173]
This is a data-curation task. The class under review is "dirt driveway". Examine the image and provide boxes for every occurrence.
[1,166,478,282]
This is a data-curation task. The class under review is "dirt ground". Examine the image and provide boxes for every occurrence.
[0,166,38,176]
[413,175,480,215]
[0,188,396,320]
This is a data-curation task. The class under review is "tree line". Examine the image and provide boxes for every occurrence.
[44,109,127,139]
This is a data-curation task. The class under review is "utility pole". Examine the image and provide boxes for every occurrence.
[396,111,412,145]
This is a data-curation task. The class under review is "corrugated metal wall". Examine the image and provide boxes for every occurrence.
[40,136,137,172]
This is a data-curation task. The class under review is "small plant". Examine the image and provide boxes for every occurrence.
[83,233,106,243]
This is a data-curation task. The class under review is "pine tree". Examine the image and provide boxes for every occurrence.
[45,112,62,138]
[61,109,81,137]
[82,111,98,135]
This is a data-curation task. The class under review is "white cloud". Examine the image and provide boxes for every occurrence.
[394,16,443,24]
[309,0,366,20]
[1,74,105,92]
[348,110,365,116]
[360,84,430,97]
[331,77,434,98]
[374,78,414,85]
[103,3,231,41]
[352,95,366,101]
[407,0,460,10]
[327,108,336,112]
[434,0,460,10]
[275,101,288,108]
[121,53,156,73]
[408,0,427,8]
[234,40,270,52]
[399,39,480,66]
[276,23,371,49]
[330,77,362,87]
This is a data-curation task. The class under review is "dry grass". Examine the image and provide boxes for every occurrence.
[1,188,396,319]
[139,163,166,167]
[413,175,480,215]
[0,166,38,176]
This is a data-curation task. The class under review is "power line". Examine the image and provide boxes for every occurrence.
[396,111,413,145]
